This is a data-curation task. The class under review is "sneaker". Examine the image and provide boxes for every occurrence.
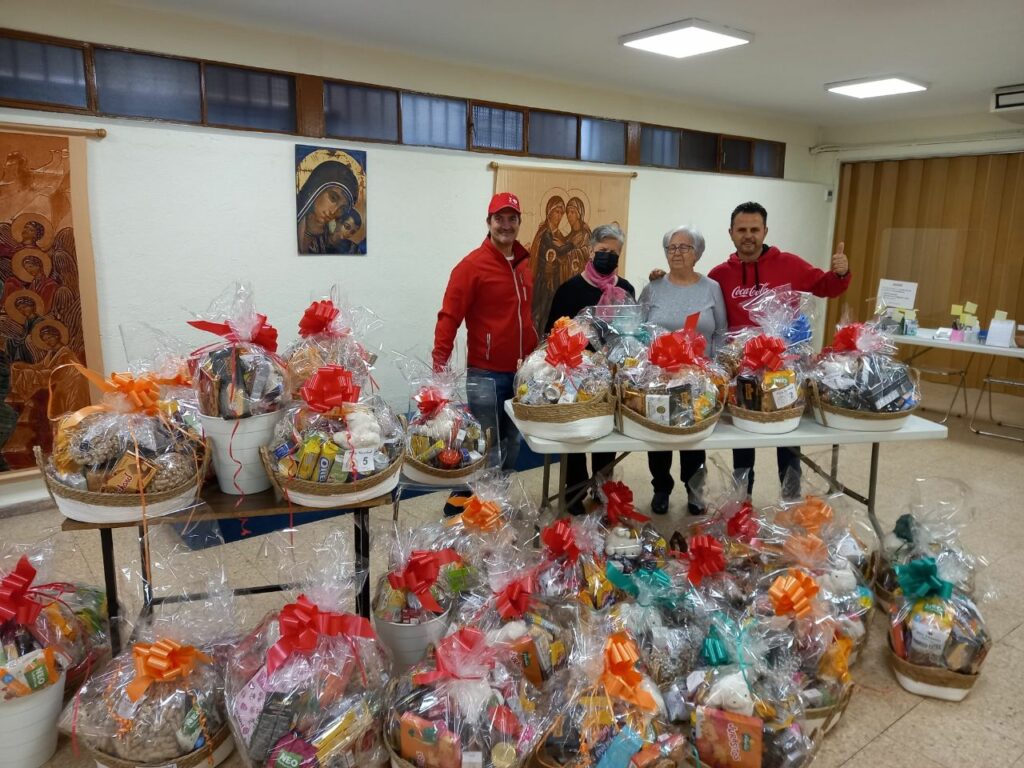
[568,498,587,516]
[687,503,705,516]
[651,491,670,515]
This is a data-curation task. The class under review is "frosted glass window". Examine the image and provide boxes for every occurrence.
[400,93,467,149]
[325,82,399,142]
[94,49,200,122]
[528,111,577,158]
[0,36,87,107]
[471,104,524,152]
[640,125,680,168]
[205,64,294,131]
[580,117,625,164]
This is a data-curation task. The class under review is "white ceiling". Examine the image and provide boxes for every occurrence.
[114,0,1024,129]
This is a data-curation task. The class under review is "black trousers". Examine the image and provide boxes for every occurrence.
[565,452,616,499]
[648,449,706,497]
[732,446,802,496]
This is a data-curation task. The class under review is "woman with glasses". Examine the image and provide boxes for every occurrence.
[638,225,727,516]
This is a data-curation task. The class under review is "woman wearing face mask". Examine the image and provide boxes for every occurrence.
[640,224,727,516]
[544,223,634,515]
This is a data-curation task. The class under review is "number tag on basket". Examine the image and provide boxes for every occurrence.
[354,449,375,473]
[772,384,798,409]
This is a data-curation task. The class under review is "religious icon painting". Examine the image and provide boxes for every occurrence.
[295,145,367,255]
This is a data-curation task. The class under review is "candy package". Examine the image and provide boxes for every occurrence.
[0,543,108,700]
[225,533,391,767]
[386,626,549,768]
[514,317,612,407]
[285,288,382,396]
[187,282,286,419]
[268,365,404,486]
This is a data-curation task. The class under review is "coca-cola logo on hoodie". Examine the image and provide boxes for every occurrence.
[730,284,772,300]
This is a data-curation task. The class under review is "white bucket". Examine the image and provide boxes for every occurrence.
[812,408,912,432]
[730,412,803,435]
[201,411,283,495]
[374,608,451,671]
[0,671,65,768]
[516,414,614,443]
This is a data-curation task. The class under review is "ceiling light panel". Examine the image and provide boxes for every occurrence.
[620,18,752,59]
[826,76,928,99]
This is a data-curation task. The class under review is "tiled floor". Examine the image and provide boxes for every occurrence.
[6,381,1024,767]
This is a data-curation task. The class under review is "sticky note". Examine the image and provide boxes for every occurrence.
[905,309,917,320]
[965,301,978,314]
[994,310,1008,321]
[951,304,963,315]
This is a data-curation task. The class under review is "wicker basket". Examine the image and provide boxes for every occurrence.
[260,446,402,507]
[887,644,979,702]
[84,724,234,768]
[34,445,207,524]
[401,427,492,487]
[801,683,854,743]
[617,400,722,445]
[727,402,804,434]
[511,391,615,443]
[809,376,919,432]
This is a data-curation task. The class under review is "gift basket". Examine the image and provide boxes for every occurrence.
[886,557,991,701]
[535,624,687,768]
[616,324,726,444]
[386,626,550,768]
[284,288,382,396]
[574,302,653,373]
[226,533,391,767]
[535,515,605,607]
[810,316,920,431]
[373,521,467,670]
[599,481,670,583]
[36,363,205,524]
[59,559,238,768]
[188,282,287,494]
[399,358,493,487]
[1,546,109,768]
[260,364,404,507]
[512,317,615,442]
[719,288,813,435]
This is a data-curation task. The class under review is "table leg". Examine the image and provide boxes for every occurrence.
[557,454,568,513]
[100,528,121,658]
[138,525,154,620]
[540,455,552,514]
[830,445,839,489]
[969,357,997,435]
[867,443,882,541]
[354,508,370,618]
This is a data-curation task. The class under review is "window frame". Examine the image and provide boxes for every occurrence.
[322,75,402,145]
[526,107,580,160]
[200,60,298,135]
[398,88,469,151]
[468,99,527,156]
[0,28,93,114]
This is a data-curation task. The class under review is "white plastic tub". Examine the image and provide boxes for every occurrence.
[0,671,65,768]
[374,608,451,671]
[201,411,283,494]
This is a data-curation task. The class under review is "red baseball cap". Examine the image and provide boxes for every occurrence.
[488,192,521,216]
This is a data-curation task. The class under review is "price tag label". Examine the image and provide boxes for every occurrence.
[354,449,375,473]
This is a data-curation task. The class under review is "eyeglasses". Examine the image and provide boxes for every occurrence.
[666,244,696,254]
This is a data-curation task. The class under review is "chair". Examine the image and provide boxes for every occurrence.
[969,359,1024,442]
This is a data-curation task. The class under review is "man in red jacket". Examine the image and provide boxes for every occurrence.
[710,201,850,499]
[433,192,538,470]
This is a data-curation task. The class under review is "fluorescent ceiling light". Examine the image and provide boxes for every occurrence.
[620,18,752,59]
[826,76,928,99]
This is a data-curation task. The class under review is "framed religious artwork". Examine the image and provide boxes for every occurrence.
[295,145,368,255]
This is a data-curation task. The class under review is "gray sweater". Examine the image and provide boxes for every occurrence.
[639,274,728,348]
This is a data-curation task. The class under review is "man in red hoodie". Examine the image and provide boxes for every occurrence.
[710,201,850,498]
[433,192,538,470]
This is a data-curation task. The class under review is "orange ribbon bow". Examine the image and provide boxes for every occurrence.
[783,496,833,534]
[454,495,504,532]
[783,533,829,567]
[52,364,163,427]
[769,569,820,618]
[601,631,658,711]
[128,638,211,701]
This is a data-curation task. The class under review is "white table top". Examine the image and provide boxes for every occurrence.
[504,401,947,454]
[892,329,1024,359]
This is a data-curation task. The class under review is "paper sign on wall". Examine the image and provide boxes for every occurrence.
[877,279,918,310]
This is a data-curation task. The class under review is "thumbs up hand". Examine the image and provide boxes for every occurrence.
[831,242,849,277]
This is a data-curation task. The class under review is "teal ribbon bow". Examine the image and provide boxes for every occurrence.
[701,625,730,666]
[604,562,672,606]
[894,557,953,600]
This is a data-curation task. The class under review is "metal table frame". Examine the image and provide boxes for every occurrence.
[61,488,390,656]
[506,403,947,541]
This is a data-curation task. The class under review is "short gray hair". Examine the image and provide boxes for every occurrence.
[662,225,706,259]
[591,223,625,248]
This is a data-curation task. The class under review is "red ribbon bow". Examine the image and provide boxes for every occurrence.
[267,594,375,675]
[387,549,462,614]
[495,574,535,620]
[301,365,361,412]
[298,299,341,338]
[830,324,863,353]
[603,481,650,527]
[414,385,450,418]
[687,535,726,586]
[188,313,279,354]
[741,335,787,373]
[413,626,494,686]
[650,329,707,372]
[544,325,588,369]
[0,556,46,626]
[726,501,759,542]
[541,519,581,564]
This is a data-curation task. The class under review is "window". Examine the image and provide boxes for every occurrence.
[640,125,680,168]
[754,139,785,178]
[528,110,577,158]
[720,136,753,174]
[400,93,467,149]
[325,81,399,142]
[0,35,87,108]
[471,103,524,152]
[94,49,201,122]
[205,64,295,132]
[580,117,626,164]
[680,129,718,171]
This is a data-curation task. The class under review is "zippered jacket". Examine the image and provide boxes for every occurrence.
[433,237,538,372]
